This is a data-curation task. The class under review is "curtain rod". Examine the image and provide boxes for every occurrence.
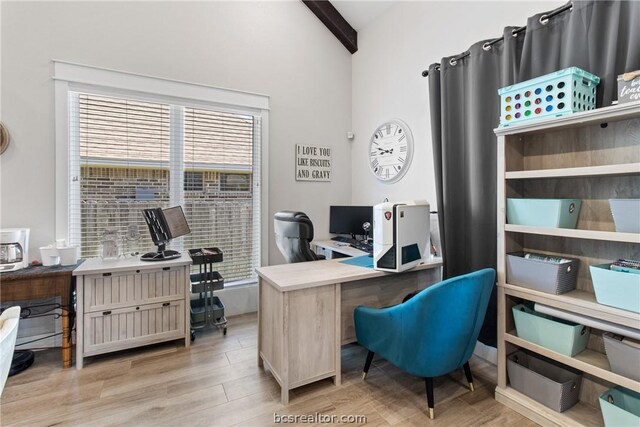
[421,2,573,77]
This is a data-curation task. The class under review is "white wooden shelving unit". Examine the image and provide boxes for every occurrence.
[495,101,640,426]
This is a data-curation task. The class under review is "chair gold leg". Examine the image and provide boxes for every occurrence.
[362,350,374,381]
[463,362,475,392]
[425,377,435,419]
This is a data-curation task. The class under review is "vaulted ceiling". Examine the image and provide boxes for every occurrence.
[303,0,396,53]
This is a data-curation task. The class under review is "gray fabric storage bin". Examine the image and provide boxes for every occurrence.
[603,333,640,381]
[506,252,579,294]
[507,350,582,412]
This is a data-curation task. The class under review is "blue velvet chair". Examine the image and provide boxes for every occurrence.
[354,268,495,419]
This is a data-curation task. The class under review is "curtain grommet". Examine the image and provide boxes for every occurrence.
[449,58,457,66]
[482,42,492,51]
[512,29,519,38]
[539,14,549,25]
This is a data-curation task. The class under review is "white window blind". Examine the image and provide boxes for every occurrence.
[69,91,261,284]
[69,93,171,259]
[183,107,260,283]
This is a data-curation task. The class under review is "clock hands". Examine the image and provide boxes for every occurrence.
[376,147,394,155]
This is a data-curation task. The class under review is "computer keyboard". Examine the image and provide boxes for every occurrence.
[332,236,358,245]
[332,236,372,253]
[350,242,373,253]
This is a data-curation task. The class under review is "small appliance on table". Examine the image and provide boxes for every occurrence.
[0,228,30,272]
[188,247,226,340]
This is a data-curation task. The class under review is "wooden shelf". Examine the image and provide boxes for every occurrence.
[496,97,640,426]
[504,224,640,243]
[495,100,640,136]
[506,163,640,180]
[502,284,640,330]
[495,386,603,427]
[505,331,640,392]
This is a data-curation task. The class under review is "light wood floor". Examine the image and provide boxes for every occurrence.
[1,313,537,426]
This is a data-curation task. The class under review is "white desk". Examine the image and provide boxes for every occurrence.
[256,256,443,404]
[311,239,368,259]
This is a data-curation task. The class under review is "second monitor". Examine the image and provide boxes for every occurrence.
[329,206,373,240]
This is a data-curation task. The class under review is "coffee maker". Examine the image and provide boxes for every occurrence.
[0,228,30,272]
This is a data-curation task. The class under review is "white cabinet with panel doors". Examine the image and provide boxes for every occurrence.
[73,255,192,368]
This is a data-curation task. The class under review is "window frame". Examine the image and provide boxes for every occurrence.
[54,61,270,273]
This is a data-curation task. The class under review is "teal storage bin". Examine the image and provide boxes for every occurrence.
[512,304,589,356]
[590,264,640,313]
[610,199,640,233]
[498,67,600,127]
[507,199,581,229]
[599,387,640,427]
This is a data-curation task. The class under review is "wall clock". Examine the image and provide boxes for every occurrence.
[0,123,9,155]
[368,119,414,183]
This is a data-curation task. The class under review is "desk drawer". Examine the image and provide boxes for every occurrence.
[83,267,186,312]
[83,300,185,356]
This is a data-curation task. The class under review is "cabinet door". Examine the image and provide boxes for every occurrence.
[84,266,186,312]
[83,300,185,356]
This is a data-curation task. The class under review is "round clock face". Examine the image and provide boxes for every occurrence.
[368,119,413,183]
[0,123,9,155]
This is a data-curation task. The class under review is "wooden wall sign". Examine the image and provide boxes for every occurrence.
[295,144,331,182]
[618,70,640,104]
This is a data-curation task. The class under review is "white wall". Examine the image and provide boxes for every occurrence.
[1,1,565,328]
[0,0,353,267]
[351,1,561,209]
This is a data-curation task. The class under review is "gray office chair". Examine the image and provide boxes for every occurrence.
[274,211,325,263]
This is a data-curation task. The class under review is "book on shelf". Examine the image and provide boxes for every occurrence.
[610,259,640,275]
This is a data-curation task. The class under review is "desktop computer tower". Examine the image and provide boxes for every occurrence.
[373,201,430,273]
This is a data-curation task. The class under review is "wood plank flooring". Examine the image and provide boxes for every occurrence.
[1,313,537,426]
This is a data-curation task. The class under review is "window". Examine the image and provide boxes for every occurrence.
[68,91,262,284]
[220,173,251,192]
[184,172,204,192]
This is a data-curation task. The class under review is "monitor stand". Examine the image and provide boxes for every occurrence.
[140,243,181,261]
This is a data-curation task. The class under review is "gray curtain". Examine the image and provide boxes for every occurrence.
[428,0,640,347]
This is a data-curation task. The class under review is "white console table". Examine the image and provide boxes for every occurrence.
[73,254,192,368]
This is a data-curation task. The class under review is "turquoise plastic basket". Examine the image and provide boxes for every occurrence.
[498,67,600,127]
[599,387,640,427]
[507,198,581,229]
[512,304,589,357]
[590,264,640,313]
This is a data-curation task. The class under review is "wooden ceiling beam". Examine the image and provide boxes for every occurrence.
[302,0,358,54]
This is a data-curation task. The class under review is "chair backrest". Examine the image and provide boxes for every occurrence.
[401,268,495,377]
[0,306,21,396]
[274,211,320,263]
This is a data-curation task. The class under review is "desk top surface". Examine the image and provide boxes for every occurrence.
[0,260,84,282]
[73,253,192,275]
[257,256,443,292]
[312,240,369,257]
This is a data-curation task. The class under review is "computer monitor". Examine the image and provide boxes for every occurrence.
[141,206,191,261]
[329,206,373,239]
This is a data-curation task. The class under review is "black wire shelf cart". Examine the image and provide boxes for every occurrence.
[188,247,226,340]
